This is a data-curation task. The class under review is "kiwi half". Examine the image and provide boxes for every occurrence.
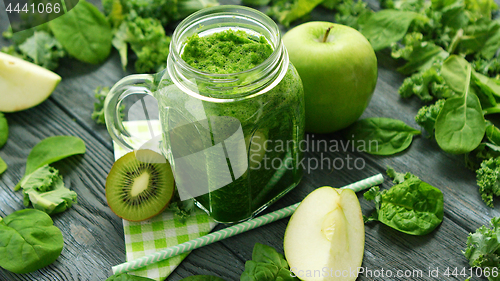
[106,149,175,222]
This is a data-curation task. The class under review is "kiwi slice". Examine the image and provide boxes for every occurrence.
[106,149,175,222]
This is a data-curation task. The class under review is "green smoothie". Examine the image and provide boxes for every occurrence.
[172,29,304,223]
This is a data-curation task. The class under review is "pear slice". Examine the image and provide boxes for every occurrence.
[284,187,365,281]
[0,52,61,112]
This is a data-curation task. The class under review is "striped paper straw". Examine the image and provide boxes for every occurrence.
[112,173,384,274]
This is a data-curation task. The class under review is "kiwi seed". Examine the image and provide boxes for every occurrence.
[105,149,175,222]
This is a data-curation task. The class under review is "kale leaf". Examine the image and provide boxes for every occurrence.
[476,157,500,207]
[464,217,500,281]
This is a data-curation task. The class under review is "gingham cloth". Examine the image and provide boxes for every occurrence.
[113,121,217,281]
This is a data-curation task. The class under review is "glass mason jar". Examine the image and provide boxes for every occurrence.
[105,5,305,223]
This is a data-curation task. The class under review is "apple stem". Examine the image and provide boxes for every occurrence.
[322,26,334,43]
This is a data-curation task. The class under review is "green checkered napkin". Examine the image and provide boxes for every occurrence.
[113,121,217,281]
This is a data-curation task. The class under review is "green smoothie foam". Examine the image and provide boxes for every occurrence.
[170,29,304,222]
[182,29,273,74]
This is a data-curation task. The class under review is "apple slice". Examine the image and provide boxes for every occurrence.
[0,52,61,112]
[284,187,364,281]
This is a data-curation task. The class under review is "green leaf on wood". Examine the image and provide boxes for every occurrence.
[345,117,421,155]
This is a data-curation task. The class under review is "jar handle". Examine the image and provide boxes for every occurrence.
[104,74,157,151]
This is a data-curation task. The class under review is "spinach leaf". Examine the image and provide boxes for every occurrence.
[15,136,86,191]
[0,209,63,274]
[49,0,112,64]
[180,276,226,281]
[241,243,298,281]
[0,156,6,175]
[106,273,156,280]
[20,165,78,215]
[345,117,421,155]
[435,55,486,154]
[465,142,500,170]
[267,0,325,27]
[360,10,421,51]
[364,169,444,235]
[0,112,7,148]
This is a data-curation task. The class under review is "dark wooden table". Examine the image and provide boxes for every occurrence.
[1,0,500,280]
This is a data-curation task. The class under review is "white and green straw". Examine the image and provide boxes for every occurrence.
[112,173,384,274]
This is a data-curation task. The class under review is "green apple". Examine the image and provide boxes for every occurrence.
[283,22,377,133]
[0,52,61,112]
[284,187,364,281]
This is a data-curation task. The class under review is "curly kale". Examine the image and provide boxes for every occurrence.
[103,0,216,72]
[464,217,500,281]
[477,157,500,207]
[111,13,171,72]
[1,31,65,71]
[333,0,372,29]
[415,99,445,138]
[391,32,424,60]
[398,65,453,101]
[103,0,218,26]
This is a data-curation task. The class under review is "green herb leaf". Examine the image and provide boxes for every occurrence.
[364,169,444,235]
[19,165,77,215]
[415,99,446,138]
[241,243,298,281]
[166,193,196,224]
[0,209,63,274]
[399,64,455,102]
[49,0,112,64]
[15,136,86,191]
[476,157,500,207]
[0,156,6,175]
[465,143,500,171]
[0,112,7,148]
[486,124,500,146]
[345,117,421,155]
[456,19,500,59]
[386,165,419,183]
[397,42,449,75]
[17,31,65,71]
[106,273,156,280]
[267,0,325,27]
[464,217,500,274]
[112,15,171,73]
[360,10,421,51]
[435,56,486,154]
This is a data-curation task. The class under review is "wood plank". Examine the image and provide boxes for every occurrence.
[1,0,500,279]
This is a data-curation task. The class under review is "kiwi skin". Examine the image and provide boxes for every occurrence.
[106,149,175,222]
